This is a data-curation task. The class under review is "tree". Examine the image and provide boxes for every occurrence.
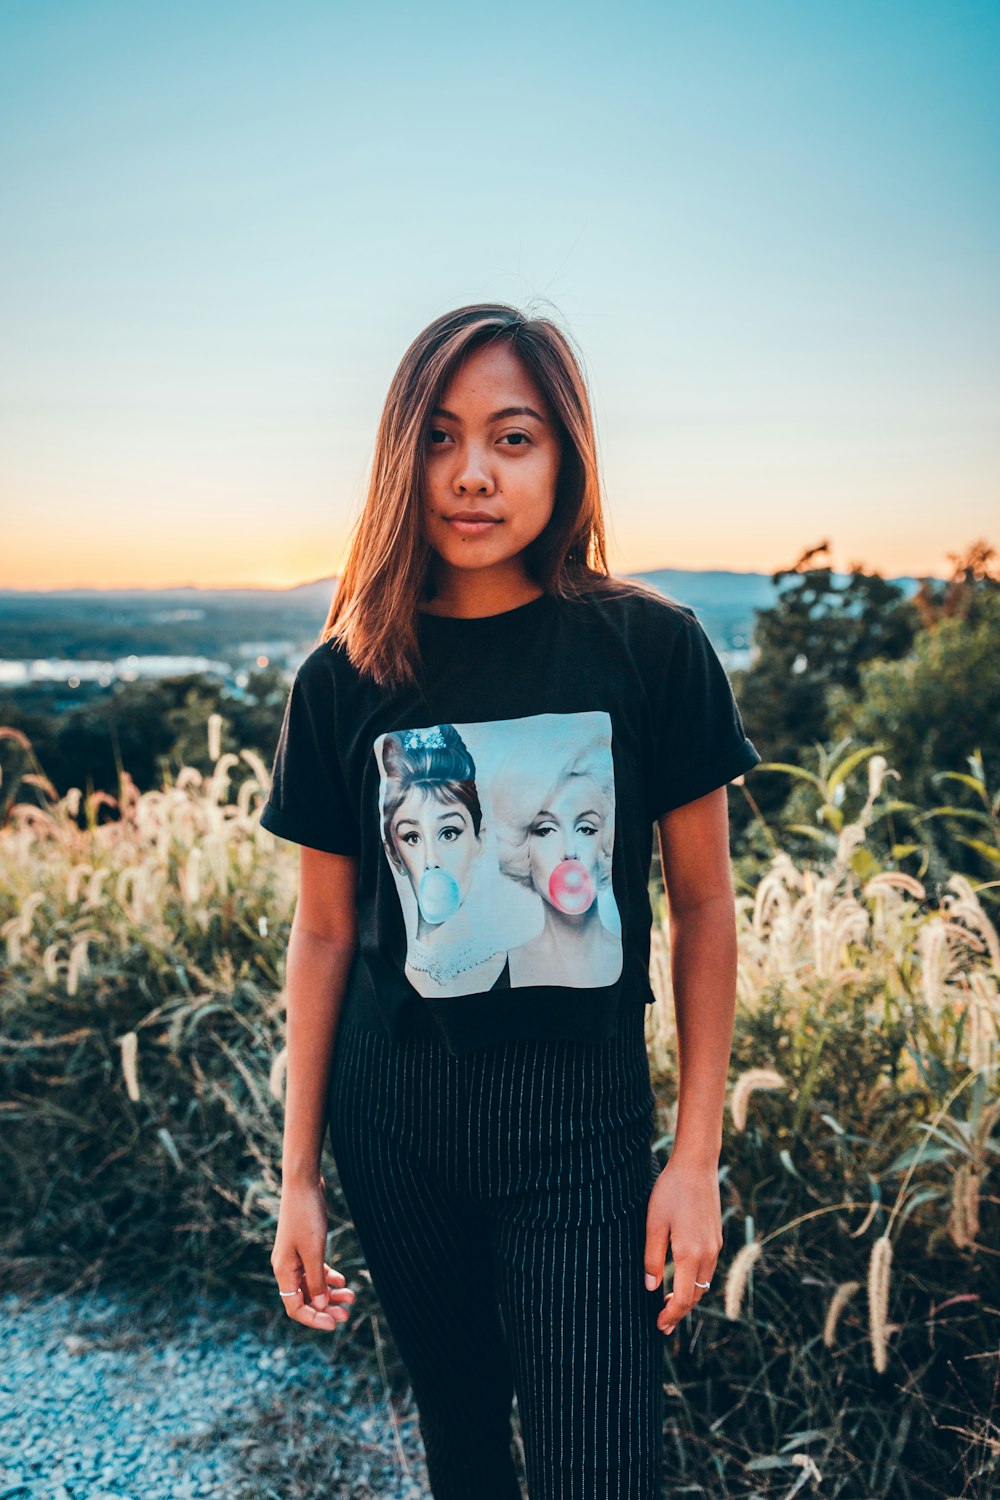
[910,538,1000,629]
[0,669,291,809]
[829,588,1000,885]
[736,542,918,820]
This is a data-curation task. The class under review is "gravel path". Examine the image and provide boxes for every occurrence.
[0,1286,433,1499]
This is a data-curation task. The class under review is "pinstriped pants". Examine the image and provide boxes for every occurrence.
[326,1005,665,1499]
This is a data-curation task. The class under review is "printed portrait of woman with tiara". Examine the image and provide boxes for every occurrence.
[376,722,512,998]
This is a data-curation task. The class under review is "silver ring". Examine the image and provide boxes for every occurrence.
[694,1280,711,1289]
[278,1291,300,1298]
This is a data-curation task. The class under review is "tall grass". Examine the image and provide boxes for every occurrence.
[1,726,997,1496]
[646,753,999,1496]
[0,726,299,1297]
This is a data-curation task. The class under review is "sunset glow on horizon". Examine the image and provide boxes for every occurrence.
[4,1,997,594]
[0,534,958,595]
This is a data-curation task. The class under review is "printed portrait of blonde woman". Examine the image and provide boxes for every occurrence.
[491,715,623,988]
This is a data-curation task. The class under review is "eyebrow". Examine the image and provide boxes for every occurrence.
[395,811,467,827]
[535,808,602,822]
[432,405,546,426]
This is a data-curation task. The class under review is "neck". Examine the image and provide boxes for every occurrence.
[421,563,544,619]
[540,902,601,949]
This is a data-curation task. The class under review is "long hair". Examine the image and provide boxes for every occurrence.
[320,301,674,690]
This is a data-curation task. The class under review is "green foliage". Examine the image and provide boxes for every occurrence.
[0,665,288,815]
[829,591,1000,887]
[734,543,919,824]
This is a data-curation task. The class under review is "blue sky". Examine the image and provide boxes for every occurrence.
[2,0,998,588]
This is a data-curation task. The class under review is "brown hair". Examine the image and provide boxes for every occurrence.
[320,301,674,691]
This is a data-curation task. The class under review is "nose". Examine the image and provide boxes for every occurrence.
[453,446,495,496]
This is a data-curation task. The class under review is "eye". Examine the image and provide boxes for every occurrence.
[426,429,531,448]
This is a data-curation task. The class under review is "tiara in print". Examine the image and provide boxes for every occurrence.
[402,725,447,751]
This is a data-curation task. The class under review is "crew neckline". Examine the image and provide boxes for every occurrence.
[416,592,552,627]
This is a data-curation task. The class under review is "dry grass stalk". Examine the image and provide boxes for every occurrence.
[822,1280,862,1347]
[0,724,298,992]
[67,931,96,996]
[966,973,999,1078]
[849,1199,879,1239]
[118,1031,141,1102]
[867,1234,893,1373]
[790,1453,823,1485]
[729,1067,787,1131]
[268,1046,288,1103]
[947,1162,980,1249]
[724,1240,762,1320]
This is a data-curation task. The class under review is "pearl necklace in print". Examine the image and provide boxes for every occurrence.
[408,929,504,986]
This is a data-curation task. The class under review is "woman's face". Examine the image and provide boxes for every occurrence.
[390,787,481,919]
[422,341,561,583]
[527,776,608,913]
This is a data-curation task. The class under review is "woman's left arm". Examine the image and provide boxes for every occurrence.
[643,784,737,1336]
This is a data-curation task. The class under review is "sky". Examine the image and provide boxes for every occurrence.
[1,0,998,591]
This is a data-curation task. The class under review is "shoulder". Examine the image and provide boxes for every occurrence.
[291,634,355,689]
[562,577,697,647]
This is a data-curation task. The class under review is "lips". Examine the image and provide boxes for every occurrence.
[445,513,502,537]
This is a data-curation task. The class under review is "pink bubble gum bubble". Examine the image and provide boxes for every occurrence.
[548,859,595,914]
[418,867,461,924]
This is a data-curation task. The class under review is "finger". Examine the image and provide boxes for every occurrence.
[659,1292,691,1334]
[672,1258,698,1310]
[277,1284,305,1320]
[273,1256,304,1308]
[275,1264,344,1330]
[658,1256,694,1332]
[323,1263,355,1295]
[691,1261,716,1303]
[291,1299,344,1332]
[659,1256,714,1332]
[303,1257,329,1310]
[279,1282,348,1329]
[643,1215,669,1292]
[322,1264,356,1310]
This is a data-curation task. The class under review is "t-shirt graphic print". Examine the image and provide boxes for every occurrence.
[373,710,624,1001]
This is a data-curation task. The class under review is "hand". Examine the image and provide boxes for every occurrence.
[271,1173,357,1332]
[643,1156,722,1337]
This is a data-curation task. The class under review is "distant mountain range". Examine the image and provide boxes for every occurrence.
[0,567,935,699]
[0,564,935,611]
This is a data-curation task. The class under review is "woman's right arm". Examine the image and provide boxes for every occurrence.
[270,844,360,1331]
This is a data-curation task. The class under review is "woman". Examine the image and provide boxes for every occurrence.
[378,721,509,996]
[491,722,622,988]
[261,302,761,1498]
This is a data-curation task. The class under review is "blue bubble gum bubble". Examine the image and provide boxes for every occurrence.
[548,859,595,914]
[418,866,462,924]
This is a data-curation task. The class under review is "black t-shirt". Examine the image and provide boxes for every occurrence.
[259,586,761,1055]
